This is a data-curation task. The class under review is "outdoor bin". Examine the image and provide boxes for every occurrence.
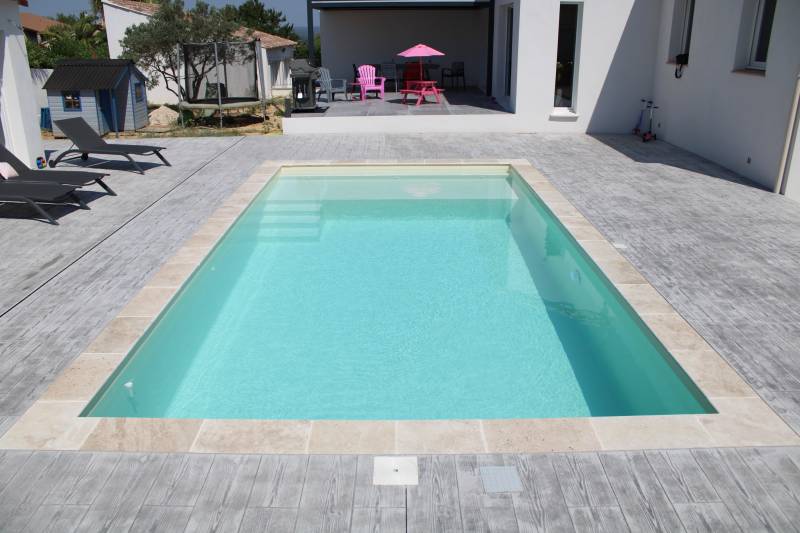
[289,59,319,111]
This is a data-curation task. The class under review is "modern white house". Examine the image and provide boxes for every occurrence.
[102,0,297,105]
[295,0,800,199]
[0,0,44,167]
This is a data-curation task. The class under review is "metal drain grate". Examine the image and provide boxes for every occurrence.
[373,456,419,486]
[479,466,523,493]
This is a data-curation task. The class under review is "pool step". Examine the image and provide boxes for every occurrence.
[260,202,322,214]
[261,214,321,226]
[257,226,321,242]
[254,204,323,242]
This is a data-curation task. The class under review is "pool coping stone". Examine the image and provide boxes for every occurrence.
[2,159,797,454]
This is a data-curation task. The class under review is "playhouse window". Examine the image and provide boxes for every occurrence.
[134,83,144,103]
[62,91,81,111]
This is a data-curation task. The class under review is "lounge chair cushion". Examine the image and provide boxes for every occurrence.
[0,162,18,179]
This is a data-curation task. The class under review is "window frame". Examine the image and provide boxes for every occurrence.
[61,91,82,112]
[748,0,776,70]
[134,82,144,103]
[553,1,583,112]
[504,5,514,98]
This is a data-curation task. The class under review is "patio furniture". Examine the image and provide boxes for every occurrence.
[50,118,169,174]
[380,63,400,92]
[398,44,445,89]
[347,81,363,101]
[317,67,347,103]
[356,65,386,100]
[1,145,115,195]
[401,80,443,106]
[0,181,87,225]
[441,61,466,89]
[402,62,425,89]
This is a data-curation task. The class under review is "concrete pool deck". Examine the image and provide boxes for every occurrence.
[2,134,800,530]
[1,160,797,455]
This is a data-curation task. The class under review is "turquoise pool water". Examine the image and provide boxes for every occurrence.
[84,165,714,420]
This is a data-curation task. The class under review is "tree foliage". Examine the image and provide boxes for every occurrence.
[224,0,297,40]
[294,34,321,63]
[120,0,239,100]
[26,12,108,69]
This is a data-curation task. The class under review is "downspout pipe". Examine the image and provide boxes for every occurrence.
[775,74,800,194]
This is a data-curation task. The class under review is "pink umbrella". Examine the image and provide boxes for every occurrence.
[398,43,445,80]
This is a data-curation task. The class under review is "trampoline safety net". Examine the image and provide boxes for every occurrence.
[183,41,259,104]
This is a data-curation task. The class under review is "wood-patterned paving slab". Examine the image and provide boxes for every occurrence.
[2,134,800,529]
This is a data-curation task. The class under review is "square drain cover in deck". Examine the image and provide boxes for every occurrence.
[373,456,418,486]
[479,466,523,493]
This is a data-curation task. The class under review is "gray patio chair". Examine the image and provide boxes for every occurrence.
[380,63,400,93]
[442,61,466,89]
[0,181,87,225]
[50,117,169,174]
[1,144,114,195]
[317,67,347,102]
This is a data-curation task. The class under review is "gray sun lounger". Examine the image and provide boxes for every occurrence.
[1,144,115,195]
[0,181,87,225]
[50,117,170,174]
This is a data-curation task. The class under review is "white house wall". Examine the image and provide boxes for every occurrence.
[652,0,800,190]
[103,2,178,105]
[0,0,44,167]
[500,0,661,133]
[320,8,489,90]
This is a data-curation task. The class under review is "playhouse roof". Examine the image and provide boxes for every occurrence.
[43,60,146,91]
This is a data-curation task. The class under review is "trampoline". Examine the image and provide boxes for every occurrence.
[178,40,268,127]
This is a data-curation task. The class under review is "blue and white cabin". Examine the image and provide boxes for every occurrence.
[43,59,149,137]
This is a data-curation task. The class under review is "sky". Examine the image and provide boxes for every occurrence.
[21,0,312,26]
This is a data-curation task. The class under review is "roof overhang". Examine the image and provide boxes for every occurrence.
[310,0,491,9]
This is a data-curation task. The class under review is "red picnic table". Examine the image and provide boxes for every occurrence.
[400,80,443,106]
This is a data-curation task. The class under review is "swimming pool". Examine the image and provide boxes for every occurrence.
[84,165,714,420]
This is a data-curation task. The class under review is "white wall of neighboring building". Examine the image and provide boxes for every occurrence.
[651,0,800,191]
[103,1,289,104]
[0,0,44,167]
[267,46,293,90]
[103,1,178,104]
[320,9,490,90]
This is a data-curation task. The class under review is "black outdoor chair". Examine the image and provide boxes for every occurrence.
[50,117,170,174]
[0,145,115,195]
[441,61,466,89]
[0,181,87,225]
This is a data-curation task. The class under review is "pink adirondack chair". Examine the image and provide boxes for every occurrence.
[357,64,386,101]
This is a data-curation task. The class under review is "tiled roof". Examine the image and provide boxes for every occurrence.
[102,0,159,16]
[20,12,60,34]
[235,28,297,50]
[104,0,296,50]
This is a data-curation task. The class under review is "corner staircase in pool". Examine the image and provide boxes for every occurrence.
[255,201,323,242]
